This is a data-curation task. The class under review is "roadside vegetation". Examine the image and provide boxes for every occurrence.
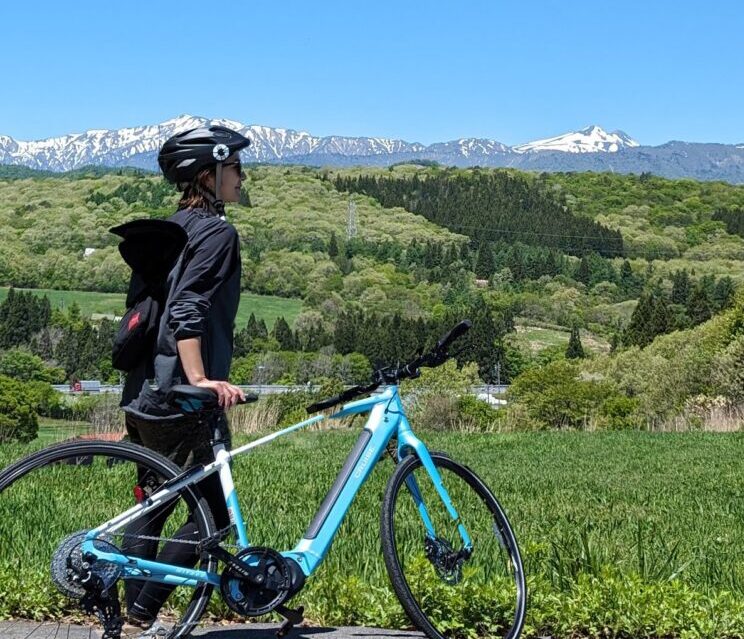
[0,429,742,637]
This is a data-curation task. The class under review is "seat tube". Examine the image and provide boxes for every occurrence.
[216,448,249,548]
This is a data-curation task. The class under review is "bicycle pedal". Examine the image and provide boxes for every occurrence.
[276,604,304,638]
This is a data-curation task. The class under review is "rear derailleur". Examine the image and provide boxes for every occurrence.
[50,531,126,639]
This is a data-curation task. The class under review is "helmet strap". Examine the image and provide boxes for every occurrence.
[213,162,225,217]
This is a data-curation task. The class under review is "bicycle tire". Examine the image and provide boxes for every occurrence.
[0,439,218,639]
[381,451,526,639]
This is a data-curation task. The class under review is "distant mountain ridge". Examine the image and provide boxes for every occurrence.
[1,115,743,183]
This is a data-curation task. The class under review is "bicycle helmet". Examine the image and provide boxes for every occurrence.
[158,125,251,185]
[158,125,251,215]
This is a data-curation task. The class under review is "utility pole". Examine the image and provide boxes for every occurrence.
[346,198,357,240]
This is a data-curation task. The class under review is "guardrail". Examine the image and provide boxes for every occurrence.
[52,383,510,401]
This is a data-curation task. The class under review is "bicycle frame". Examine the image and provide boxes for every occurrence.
[82,385,472,590]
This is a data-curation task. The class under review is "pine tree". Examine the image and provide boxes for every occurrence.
[574,256,591,286]
[566,324,585,359]
[649,290,671,338]
[233,327,252,357]
[474,243,495,278]
[687,283,712,325]
[671,269,691,305]
[245,313,258,335]
[272,316,296,350]
[713,276,735,312]
[328,232,339,259]
[624,291,655,347]
[619,260,637,296]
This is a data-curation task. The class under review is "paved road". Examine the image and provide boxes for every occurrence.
[0,621,424,639]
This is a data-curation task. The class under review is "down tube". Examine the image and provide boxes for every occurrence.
[289,402,398,575]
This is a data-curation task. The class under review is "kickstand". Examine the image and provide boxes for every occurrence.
[276,604,304,638]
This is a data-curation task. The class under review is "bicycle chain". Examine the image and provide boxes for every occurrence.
[107,525,238,549]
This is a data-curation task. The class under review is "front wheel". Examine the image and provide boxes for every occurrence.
[381,452,526,639]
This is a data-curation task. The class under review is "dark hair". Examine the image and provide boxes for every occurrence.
[178,167,215,211]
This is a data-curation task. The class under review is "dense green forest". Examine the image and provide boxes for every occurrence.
[332,169,625,257]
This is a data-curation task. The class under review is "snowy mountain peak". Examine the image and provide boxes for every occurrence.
[514,125,640,154]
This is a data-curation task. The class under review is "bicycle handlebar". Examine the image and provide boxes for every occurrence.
[306,319,472,414]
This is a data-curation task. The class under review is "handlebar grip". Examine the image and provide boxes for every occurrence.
[238,393,259,404]
[168,385,258,414]
[436,319,472,351]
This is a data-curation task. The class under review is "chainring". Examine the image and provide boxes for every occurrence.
[51,530,123,599]
[220,546,291,616]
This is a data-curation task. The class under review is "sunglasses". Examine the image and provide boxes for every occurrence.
[223,160,243,174]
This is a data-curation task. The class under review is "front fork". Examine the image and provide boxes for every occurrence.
[396,420,473,551]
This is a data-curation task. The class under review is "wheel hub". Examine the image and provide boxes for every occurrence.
[424,535,469,585]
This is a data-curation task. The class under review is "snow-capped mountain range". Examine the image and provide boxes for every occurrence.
[1,115,743,183]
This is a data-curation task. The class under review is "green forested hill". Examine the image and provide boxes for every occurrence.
[544,171,744,262]
[3,163,744,393]
[0,167,466,309]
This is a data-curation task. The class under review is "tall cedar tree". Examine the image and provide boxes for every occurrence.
[671,270,691,305]
[328,232,339,258]
[272,316,296,350]
[574,256,591,286]
[687,284,712,325]
[566,325,585,359]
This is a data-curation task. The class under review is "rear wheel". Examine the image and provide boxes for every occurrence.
[0,440,217,639]
[381,452,526,639]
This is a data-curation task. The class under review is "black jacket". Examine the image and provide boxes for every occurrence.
[122,208,241,421]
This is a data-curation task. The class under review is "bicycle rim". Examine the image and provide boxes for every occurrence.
[0,440,217,639]
[381,452,526,639]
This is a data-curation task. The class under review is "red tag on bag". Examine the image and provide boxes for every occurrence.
[127,311,141,331]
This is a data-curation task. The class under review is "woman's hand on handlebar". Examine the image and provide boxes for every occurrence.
[192,378,245,408]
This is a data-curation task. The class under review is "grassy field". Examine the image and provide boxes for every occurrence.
[35,420,91,444]
[513,322,610,354]
[0,430,742,637]
[0,286,303,328]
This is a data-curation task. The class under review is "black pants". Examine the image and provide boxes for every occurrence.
[122,413,231,621]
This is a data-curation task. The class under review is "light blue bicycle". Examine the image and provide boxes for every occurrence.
[0,321,525,639]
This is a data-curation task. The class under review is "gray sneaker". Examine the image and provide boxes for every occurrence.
[137,621,170,637]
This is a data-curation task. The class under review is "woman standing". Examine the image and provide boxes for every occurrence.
[120,125,250,633]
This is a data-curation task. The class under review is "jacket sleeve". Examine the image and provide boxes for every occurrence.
[168,223,239,340]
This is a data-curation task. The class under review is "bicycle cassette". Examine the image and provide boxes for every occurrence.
[51,530,123,599]
[220,546,291,616]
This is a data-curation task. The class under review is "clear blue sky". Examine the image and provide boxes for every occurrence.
[0,0,741,146]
